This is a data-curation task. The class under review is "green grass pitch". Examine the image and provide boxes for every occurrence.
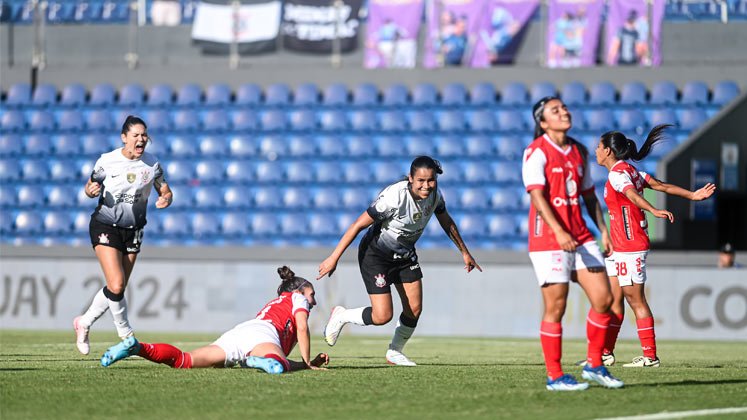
[1,330,746,419]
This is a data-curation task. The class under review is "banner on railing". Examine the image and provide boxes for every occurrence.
[364,0,424,68]
[605,0,664,66]
[191,0,281,54]
[423,0,493,68]
[545,0,603,68]
[282,0,364,54]
[481,0,539,65]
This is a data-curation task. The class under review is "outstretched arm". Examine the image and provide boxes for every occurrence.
[317,211,374,279]
[582,191,612,255]
[288,311,328,371]
[435,210,482,273]
[623,189,673,223]
[647,177,716,201]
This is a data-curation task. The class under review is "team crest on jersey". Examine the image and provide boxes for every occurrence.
[374,273,387,288]
[565,172,578,196]
[140,170,150,185]
[413,212,422,222]
[98,233,109,244]
[126,173,136,183]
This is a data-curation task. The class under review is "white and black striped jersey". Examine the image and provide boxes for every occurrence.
[90,148,165,229]
[364,180,446,257]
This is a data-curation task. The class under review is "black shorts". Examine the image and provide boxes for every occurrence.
[89,217,144,254]
[358,241,423,295]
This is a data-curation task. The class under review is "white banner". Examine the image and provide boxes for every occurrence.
[191,1,281,44]
[0,258,745,340]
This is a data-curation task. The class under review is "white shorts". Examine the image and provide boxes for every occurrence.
[605,251,648,286]
[529,241,606,286]
[212,319,281,367]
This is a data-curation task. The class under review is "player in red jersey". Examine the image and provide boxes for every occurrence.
[594,124,715,368]
[523,96,622,391]
[99,266,329,374]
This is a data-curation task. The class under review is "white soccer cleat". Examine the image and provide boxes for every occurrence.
[623,356,660,368]
[386,348,417,366]
[73,316,90,355]
[323,306,347,346]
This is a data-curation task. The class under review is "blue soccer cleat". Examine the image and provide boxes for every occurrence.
[241,356,285,375]
[100,336,141,367]
[546,374,589,391]
[582,364,624,389]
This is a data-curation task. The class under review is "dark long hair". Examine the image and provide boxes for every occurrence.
[600,124,672,162]
[276,266,311,296]
[532,96,562,138]
[410,155,443,177]
[121,115,147,134]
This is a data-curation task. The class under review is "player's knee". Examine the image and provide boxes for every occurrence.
[408,303,422,319]
[371,309,393,325]
[103,285,125,300]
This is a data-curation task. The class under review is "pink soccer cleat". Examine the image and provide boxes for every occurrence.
[73,316,90,355]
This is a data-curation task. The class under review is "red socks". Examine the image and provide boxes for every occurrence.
[604,312,624,355]
[637,317,657,359]
[138,342,193,369]
[586,309,612,368]
[540,321,563,380]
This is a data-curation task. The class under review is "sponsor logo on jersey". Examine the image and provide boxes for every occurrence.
[126,247,139,253]
[98,233,109,244]
[552,196,579,207]
[413,212,422,222]
[622,206,632,241]
[374,273,387,288]
[127,173,136,183]
[551,167,563,173]
[409,263,420,271]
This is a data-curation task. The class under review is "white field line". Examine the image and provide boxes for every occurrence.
[596,407,747,420]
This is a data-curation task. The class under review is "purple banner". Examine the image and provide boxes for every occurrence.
[423,0,492,68]
[365,0,424,68]
[480,0,539,65]
[546,0,603,68]
[605,0,664,66]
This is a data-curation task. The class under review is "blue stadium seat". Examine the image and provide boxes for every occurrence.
[60,83,87,107]
[89,83,116,107]
[344,161,373,184]
[70,211,88,235]
[589,82,617,106]
[81,134,109,156]
[316,135,345,157]
[497,110,525,132]
[169,135,198,157]
[251,213,280,236]
[347,135,374,157]
[223,186,251,209]
[650,81,678,105]
[464,136,492,157]
[379,111,407,132]
[203,110,231,132]
[228,135,256,157]
[470,82,496,106]
[258,136,287,159]
[319,110,347,131]
[0,185,16,208]
[648,108,677,127]
[494,135,524,160]
[619,81,648,105]
[439,111,466,132]
[382,84,408,106]
[349,110,378,132]
[225,161,254,183]
[589,162,608,185]
[205,83,232,106]
[194,185,223,209]
[460,188,490,210]
[649,139,677,159]
[58,110,85,131]
[85,110,113,133]
[312,188,341,209]
[0,135,22,157]
[501,82,529,106]
[488,214,516,237]
[441,83,467,106]
[192,213,220,237]
[294,83,320,106]
[322,83,349,106]
[349,83,378,107]
[289,110,317,131]
[616,109,647,133]
[680,81,709,105]
[279,213,307,236]
[283,187,311,209]
[195,160,225,183]
[490,189,517,211]
[469,110,497,132]
[14,211,43,235]
[17,185,45,207]
[0,210,13,235]
[677,108,708,131]
[492,162,521,184]
[435,136,465,158]
[173,109,201,131]
[585,109,616,131]
[118,84,145,107]
[21,159,49,182]
[375,136,404,157]
[462,161,491,183]
[336,213,357,233]
[560,81,587,106]
[147,109,174,132]
[24,134,52,156]
[260,110,288,131]
[31,84,57,107]
[231,110,258,131]
[286,160,314,183]
[255,161,284,183]
[530,82,558,104]
[44,211,73,235]
[161,213,191,237]
[49,159,77,182]
[412,83,438,107]
[711,80,740,106]
[372,161,406,183]
[455,214,487,237]
[309,214,337,236]
[47,185,76,208]
[437,163,463,185]
[165,160,195,183]
[1,110,25,132]
[4,83,31,108]
[198,135,227,157]
[315,161,343,183]
[409,111,436,132]
[222,212,250,236]
[265,83,291,106]
[342,188,369,210]
[145,84,173,107]
[287,136,315,157]
[236,83,262,106]
[176,84,203,107]
[406,136,435,157]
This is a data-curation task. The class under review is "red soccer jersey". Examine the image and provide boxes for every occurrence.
[255,292,310,356]
[522,135,595,252]
[604,160,651,252]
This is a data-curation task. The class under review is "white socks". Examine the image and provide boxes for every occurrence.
[79,288,110,329]
[109,296,133,339]
[340,307,369,326]
[390,320,416,352]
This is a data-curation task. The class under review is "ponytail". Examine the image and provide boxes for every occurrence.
[276,266,311,296]
[600,124,672,162]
